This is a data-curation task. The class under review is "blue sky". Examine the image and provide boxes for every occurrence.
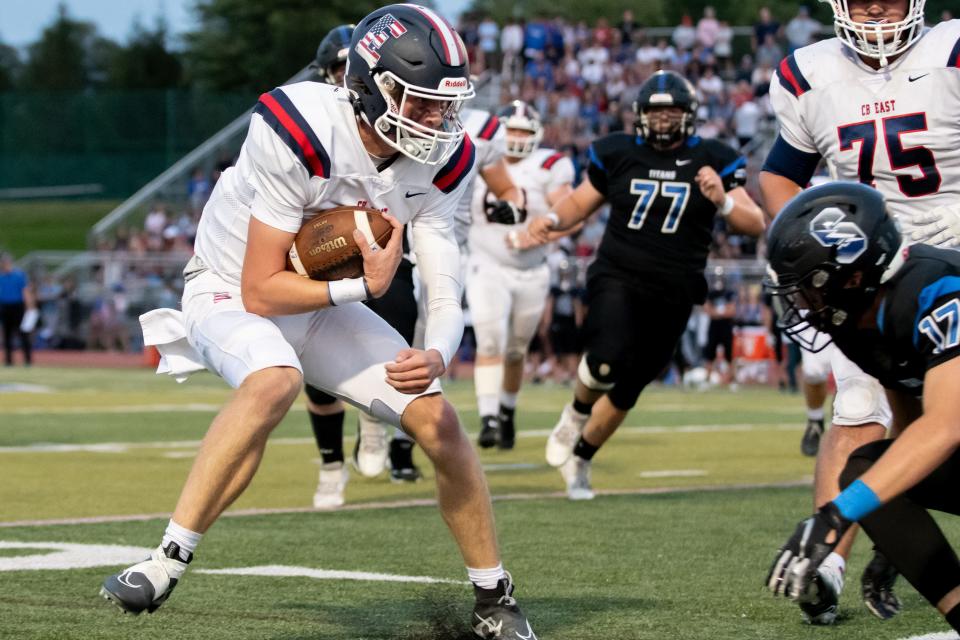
[0,1,471,49]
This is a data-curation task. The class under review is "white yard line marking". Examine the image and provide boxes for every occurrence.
[195,565,467,585]
[639,469,707,478]
[0,423,801,454]
[896,633,959,640]
[0,403,222,415]
[0,480,810,528]
[0,384,53,394]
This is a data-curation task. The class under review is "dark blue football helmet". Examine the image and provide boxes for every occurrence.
[764,182,903,350]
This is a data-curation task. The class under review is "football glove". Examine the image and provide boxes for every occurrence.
[910,203,960,248]
[767,502,853,601]
[485,200,527,225]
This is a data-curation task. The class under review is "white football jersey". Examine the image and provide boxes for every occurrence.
[770,19,960,239]
[192,82,476,364]
[469,147,575,269]
[453,108,507,247]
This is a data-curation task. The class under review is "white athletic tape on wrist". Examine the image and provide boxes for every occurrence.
[718,194,735,217]
[328,278,369,306]
[545,212,560,228]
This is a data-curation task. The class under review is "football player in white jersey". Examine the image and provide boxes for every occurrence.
[301,23,435,506]
[467,101,576,449]
[101,7,537,638]
[760,0,960,625]
[455,106,527,249]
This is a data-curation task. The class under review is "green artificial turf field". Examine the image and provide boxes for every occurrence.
[1,368,955,639]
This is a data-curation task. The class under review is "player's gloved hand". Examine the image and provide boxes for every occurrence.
[485,200,527,225]
[766,502,853,600]
[911,204,960,248]
[356,212,404,298]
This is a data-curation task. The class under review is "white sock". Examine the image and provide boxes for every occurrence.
[393,427,412,442]
[477,394,500,417]
[161,519,203,562]
[475,364,503,417]
[499,391,518,409]
[467,563,506,590]
[807,408,825,421]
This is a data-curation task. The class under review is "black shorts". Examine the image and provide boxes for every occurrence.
[581,269,693,411]
[703,320,734,363]
[550,315,580,355]
[307,259,417,405]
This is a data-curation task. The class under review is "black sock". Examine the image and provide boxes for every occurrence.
[946,603,960,632]
[572,397,594,415]
[310,410,345,464]
[573,436,600,461]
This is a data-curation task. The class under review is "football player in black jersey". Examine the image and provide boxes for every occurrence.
[526,70,764,499]
[765,182,960,634]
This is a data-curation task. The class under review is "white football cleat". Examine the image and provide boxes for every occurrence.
[545,403,588,467]
[352,413,388,477]
[100,543,190,614]
[313,462,349,509]
[560,456,594,501]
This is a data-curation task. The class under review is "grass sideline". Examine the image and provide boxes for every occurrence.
[0,199,120,257]
[0,368,955,639]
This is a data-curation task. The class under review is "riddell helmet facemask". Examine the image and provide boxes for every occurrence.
[820,0,927,67]
[346,4,475,166]
[763,182,905,352]
[634,71,698,150]
[497,100,544,158]
[314,24,355,85]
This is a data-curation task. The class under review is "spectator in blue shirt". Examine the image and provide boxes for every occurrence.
[0,253,35,366]
[523,18,549,63]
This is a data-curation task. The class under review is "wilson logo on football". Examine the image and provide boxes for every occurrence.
[308,236,349,256]
[355,14,407,67]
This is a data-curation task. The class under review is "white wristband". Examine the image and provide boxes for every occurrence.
[545,212,560,229]
[718,194,735,217]
[328,277,370,306]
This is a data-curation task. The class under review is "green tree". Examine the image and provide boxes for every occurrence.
[19,3,109,90]
[107,17,183,89]
[0,42,21,90]
[181,0,385,91]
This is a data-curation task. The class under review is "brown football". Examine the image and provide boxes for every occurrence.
[287,206,393,281]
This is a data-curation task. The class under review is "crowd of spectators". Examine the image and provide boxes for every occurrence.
[23,7,956,371]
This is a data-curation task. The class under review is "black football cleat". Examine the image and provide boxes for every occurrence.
[472,574,537,639]
[497,407,515,450]
[862,549,901,620]
[477,416,499,449]
[389,438,422,483]
[100,543,191,615]
[801,418,824,457]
